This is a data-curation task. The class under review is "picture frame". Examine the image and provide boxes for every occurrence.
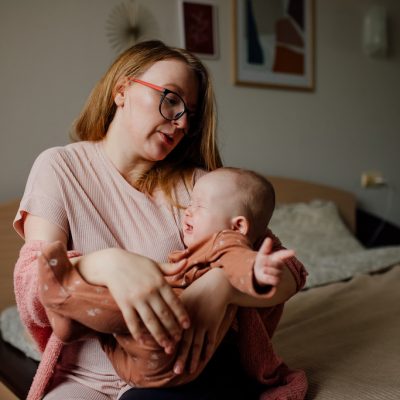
[233,0,315,91]
[179,0,219,59]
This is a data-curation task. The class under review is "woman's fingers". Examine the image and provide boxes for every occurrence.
[160,285,190,330]
[189,330,206,373]
[135,302,172,350]
[204,332,217,361]
[173,328,194,375]
[173,328,211,375]
[119,306,143,341]
[147,293,184,345]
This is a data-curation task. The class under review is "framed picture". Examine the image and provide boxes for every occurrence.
[233,0,315,91]
[179,0,219,59]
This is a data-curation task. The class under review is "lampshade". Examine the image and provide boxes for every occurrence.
[363,6,388,58]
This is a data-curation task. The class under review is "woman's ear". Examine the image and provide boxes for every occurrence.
[114,77,129,106]
[231,216,249,236]
[114,91,125,107]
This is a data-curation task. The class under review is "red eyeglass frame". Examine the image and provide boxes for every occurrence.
[127,77,192,121]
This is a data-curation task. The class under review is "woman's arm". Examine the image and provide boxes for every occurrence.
[24,214,190,353]
[24,214,68,243]
[73,248,189,352]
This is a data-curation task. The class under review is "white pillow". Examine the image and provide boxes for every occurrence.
[269,200,363,268]
[0,305,41,361]
[267,200,400,288]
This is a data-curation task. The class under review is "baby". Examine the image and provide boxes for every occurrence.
[38,167,294,387]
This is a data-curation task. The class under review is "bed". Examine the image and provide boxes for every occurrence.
[1,177,400,399]
[0,199,39,399]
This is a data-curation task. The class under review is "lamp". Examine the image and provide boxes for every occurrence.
[363,6,388,58]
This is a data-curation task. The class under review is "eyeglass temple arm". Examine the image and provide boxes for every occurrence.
[127,77,165,93]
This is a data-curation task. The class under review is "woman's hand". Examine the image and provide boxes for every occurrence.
[76,248,190,353]
[173,268,234,375]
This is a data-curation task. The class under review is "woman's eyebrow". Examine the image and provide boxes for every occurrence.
[163,83,197,110]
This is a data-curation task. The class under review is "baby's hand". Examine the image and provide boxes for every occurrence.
[253,237,295,291]
[159,258,188,276]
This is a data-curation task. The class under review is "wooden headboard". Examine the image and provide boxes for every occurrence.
[0,199,22,311]
[0,178,356,311]
[267,176,357,233]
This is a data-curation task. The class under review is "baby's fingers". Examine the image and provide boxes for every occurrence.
[262,266,284,277]
[258,237,273,255]
[257,270,281,286]
[159,259,188,275]
[272,249,295,263]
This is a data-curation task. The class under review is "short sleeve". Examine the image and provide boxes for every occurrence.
[14,147,69,238]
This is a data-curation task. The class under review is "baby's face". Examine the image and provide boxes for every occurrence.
[182,171,244,247]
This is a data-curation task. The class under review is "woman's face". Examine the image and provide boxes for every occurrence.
[113,59,199,164]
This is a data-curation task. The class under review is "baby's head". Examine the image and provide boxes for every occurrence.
[182,167,275,247]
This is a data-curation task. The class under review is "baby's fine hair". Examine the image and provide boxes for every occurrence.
[216,167,275,241]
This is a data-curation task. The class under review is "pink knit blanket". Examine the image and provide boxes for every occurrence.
[14,241,80,400]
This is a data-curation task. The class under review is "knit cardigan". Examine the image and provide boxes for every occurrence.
[14,240,308,400]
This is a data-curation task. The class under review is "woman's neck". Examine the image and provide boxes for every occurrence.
[101,134,154,187]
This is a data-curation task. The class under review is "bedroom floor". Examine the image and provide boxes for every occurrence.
[0,383,18,400]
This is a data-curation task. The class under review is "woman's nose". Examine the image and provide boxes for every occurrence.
[184,206,191,216]
[173,113,189,132]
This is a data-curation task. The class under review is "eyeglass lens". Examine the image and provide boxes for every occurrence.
[160,91,186,121]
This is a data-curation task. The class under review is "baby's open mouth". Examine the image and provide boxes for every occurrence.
[183,222,193,233]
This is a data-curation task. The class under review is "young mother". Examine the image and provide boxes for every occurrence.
[14,40,307,400]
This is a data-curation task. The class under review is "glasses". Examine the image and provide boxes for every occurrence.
[128,78,196,135]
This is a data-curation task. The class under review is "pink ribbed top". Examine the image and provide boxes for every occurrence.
[13,141,308,400]
[14,141,195,258]
[14,140,201,396]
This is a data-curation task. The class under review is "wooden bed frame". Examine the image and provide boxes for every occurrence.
[0,178,357,399]
[0,199,36,400]
[267,176,356,233]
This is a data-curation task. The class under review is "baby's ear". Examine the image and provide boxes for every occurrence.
[231,216,249,236]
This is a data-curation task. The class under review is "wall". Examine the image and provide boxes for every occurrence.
[1,0,399,226]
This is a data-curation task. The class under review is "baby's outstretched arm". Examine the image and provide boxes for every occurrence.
[253,237,295,293]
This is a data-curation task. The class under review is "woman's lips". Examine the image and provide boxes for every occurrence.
[159,131,174,146]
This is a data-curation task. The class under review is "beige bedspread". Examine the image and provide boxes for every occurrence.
[273,264,400,400]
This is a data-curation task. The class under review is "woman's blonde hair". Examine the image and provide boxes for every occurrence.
[71,40,222,199]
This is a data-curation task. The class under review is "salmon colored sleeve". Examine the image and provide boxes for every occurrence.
[13,241,80,351]
[36,242,129,343]
[204,231,273,298]
[266,229,308,291]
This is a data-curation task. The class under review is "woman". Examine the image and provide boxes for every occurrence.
[14,40,306,400]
